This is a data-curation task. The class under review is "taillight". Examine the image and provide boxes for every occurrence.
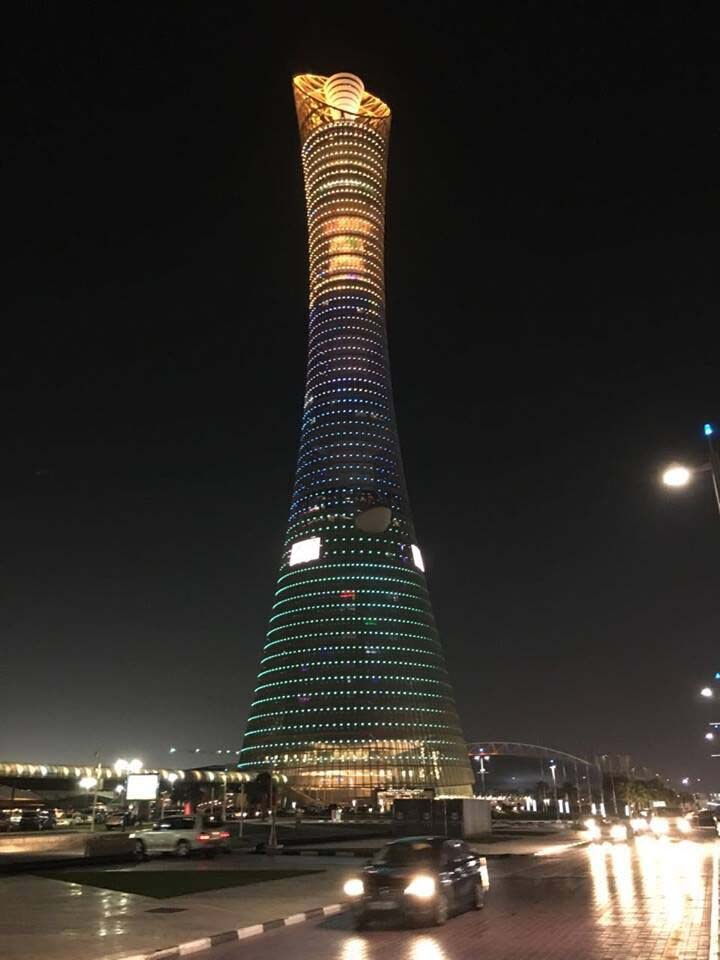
[198,833,210,840]
[220,831,230,839]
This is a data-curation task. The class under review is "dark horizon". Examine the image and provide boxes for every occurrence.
[3,4,720,789]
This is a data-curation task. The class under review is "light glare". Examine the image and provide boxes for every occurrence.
[662,465,691,487]
[404,874,436,898]
[343,877,364,897]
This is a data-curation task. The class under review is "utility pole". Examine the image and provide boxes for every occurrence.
[238,779,245,839]
[267,773,278,850]
[90,752,102,832]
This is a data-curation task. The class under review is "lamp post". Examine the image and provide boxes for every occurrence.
[90,752,102,831]
[549,762,559,820]
[238,779,245,839]
[475,754,489,796]
[661,423,720,518]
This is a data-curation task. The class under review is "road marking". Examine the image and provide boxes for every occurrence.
[284,913,307,925]
[236,924,263,939]
[710,841,719,960]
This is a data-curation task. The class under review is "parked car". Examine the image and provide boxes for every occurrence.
[343,836,489,929]
[10,808,56,832]
[691,810,718,834]
[105,809,135,831]
[131,815,231,859]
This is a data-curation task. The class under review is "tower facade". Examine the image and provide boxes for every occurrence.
[240,73,473,800]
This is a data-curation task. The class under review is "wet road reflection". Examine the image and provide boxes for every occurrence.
[211,838,717,960]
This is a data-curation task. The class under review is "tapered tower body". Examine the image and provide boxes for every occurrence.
[240,74,473,800]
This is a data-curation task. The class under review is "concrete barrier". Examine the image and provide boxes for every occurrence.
[0,830,136,869]
[0,832,87,858]
[84,833,136,858]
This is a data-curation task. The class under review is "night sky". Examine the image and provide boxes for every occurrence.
[4,4,719,787]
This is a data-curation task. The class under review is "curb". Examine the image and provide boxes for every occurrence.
[110,902,347,960]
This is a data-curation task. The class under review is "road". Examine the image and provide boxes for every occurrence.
[210,837,718,960]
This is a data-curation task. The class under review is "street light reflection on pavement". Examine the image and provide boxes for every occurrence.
[408,937,449,960]
[610,844,635,919]
[589,837,715,942]
[341,937,369,960]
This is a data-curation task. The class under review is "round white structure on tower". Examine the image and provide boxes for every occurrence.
[323,72,364,114]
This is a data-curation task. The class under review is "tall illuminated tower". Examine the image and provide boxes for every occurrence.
[240,73,473,800]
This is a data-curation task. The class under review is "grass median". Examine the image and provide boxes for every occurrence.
[35,868,323,899]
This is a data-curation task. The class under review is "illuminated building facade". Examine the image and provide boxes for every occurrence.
[240,73,473,800]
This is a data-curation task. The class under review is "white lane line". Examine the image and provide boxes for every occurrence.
[710,841,719,960]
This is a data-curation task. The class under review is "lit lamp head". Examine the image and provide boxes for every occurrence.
[662,464,691,488]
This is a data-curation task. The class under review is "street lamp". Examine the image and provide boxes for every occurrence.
[548,761,559,820]
[661,423,720,517]
[662,465,692,487]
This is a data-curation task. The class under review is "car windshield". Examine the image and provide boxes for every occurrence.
[157,818,194,830]
[373,841,441,867]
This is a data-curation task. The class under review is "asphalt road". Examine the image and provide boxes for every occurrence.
[210,836,718,960]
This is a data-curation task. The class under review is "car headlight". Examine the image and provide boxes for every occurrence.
[650,817,668,834]
[404,875,436,899]
[343,878,364,898]
[584,818,596,829]
[676,817,691,834]
[587,824,601,840]
[610,824,627,841]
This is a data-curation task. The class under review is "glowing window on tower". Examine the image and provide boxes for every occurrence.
[321,217,375,237]
[411,545,425,572]
[289,537,322,566]
[328,254,366,273]
[328,235,365,254]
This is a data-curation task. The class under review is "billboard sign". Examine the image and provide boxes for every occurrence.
[126,773,159,801]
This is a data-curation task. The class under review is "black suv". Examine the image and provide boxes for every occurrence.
[344,836,490,928]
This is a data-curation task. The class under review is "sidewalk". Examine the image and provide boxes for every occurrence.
[0,833,587,960]
[1,855,352,960]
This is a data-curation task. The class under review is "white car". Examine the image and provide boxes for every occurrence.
[132,815,230,859]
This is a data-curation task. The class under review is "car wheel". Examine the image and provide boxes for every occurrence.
[434,892,449,926]
[472,882,485,910]
[176,840,191,858]
[133,840,146,862]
